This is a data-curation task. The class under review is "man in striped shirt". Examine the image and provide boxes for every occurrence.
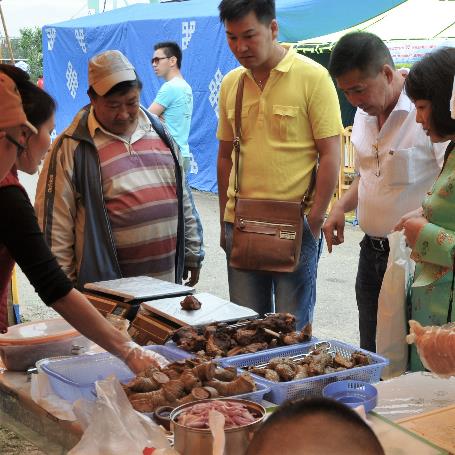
[35,50,204,290]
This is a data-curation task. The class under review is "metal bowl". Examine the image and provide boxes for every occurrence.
[170,398,266,455]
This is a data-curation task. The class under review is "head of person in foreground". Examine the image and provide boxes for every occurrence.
[246,397,385,455]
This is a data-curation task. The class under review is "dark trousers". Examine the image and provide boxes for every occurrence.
[355,235,389,353]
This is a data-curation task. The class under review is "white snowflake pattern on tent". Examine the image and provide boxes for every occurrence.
[208,69,223,119]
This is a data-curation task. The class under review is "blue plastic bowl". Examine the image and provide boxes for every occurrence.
[322,380,378,413]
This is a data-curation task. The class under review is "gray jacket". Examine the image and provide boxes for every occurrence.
[35,106,204,290]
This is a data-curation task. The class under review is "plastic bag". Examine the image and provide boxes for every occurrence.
[376,231,415,379]
[68,376,178,455]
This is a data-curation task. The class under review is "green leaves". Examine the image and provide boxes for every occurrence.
[17,27,42,84]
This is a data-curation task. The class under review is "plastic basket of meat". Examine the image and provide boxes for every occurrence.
[220,340,389,405]
[40,345,192,403]
[121,357,270,413]
[171,312,316,359]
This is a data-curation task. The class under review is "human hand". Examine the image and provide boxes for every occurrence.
[183,267,200,287]
[394,207,424,232]
[122,341,169,375]
[322,206,346,253]
[403,216,428,249]
[307,213,323,242]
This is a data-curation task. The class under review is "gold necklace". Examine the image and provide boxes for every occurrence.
[252,46,286,90]
[252,73,269,90]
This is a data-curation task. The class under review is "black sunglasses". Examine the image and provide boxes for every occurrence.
[5,134,26,156]
[152,56,170,65]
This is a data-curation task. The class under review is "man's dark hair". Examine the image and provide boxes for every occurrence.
[405,47,455,138]
[0,63,56,128]
[87,76,142,99]
[154,41,182,69]
[218,0,275,25]
[247,397,384,455]
[328,32,395,79]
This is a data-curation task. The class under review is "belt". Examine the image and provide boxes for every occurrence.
[365,235,389,252]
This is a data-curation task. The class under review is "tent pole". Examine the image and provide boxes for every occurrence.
[0,1,14,64]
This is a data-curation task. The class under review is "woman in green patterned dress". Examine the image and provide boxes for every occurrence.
[397,47,455,370]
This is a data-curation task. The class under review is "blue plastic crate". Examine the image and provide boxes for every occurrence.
[220,339,389,405]
[41,345,191,403]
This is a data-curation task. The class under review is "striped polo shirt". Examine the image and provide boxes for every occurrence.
[88,108,178,282]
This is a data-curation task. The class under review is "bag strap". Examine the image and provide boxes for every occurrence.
[233,73,246,198]
[232,72,316,207]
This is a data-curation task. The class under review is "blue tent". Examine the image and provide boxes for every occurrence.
[43,0,404,192]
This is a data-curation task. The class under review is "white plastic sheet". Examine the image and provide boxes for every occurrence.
[68,376,177,455]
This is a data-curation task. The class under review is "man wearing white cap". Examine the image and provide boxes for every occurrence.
[35,50,204,290]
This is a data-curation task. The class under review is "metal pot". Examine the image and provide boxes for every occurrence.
[170,398,266,455]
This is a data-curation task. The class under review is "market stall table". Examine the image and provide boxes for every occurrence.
[0,365,82,454]
[0,363,454,454]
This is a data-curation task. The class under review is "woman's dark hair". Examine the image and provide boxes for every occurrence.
[328,32,395,79]
[0,64,56,128]
[154,41,182,69]
[87,76,142,99]
[405,47,455,138]
[218,0,275,25]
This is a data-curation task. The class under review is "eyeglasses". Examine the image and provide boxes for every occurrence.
[5,134,26,156]
[372,143,380,177]
[151,56,170,65]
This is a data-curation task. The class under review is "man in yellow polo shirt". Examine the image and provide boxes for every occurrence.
[216,0,343,331]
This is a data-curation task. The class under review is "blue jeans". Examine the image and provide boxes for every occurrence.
[355,235,389,353]
[224,217,321,331]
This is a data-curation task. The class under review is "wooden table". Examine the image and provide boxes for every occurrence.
[0,368,81,455]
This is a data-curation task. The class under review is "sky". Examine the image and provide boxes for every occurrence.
[1,0,151,37]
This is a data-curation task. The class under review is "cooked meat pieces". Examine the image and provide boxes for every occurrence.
[246,349,371,382]
[172,326,206,353]
[333,353,354,369]
[253,313,296,333]
[177,400,260,429]
[351,351,371,366]
[125,358,256,413]
[173,313,307,358]
[281,332,300,345]
[407,320,455,378]
[275,363,298,381]
[234,328,260,346]
[180,295,202,310]
[227,342,268,357]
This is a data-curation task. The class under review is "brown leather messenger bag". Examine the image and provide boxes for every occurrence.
[229,73,316,273]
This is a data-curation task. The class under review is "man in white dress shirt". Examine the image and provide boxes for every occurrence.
[323,32,445,352]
